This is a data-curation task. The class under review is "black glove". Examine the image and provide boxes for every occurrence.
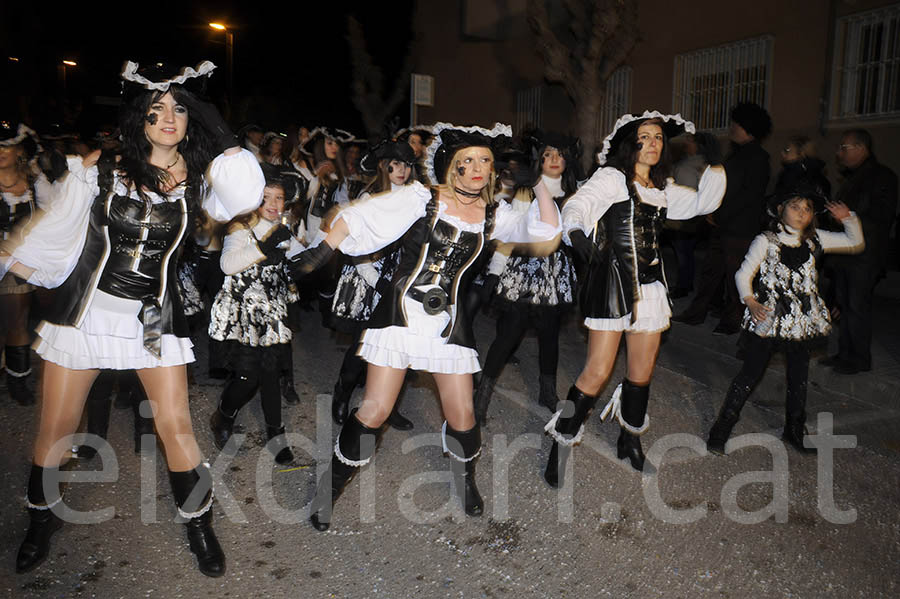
[257,225,292,265]
[374,276,392,298]
[179,91,236,153]
[569,229,594,264]
[257,224,292,256]
[478,273,500,305]
[287,242,334,280]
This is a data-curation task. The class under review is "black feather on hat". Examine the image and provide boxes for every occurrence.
[359,140,417,174]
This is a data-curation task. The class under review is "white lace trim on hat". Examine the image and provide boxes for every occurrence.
[120,60,216,92]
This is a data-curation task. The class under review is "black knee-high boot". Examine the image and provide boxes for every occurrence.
[168,465,225,577]
[210,372,257,450]
[6,345,34,405]
[543,385,598,488]
[707,379,753,455]
[279,345,301,405]
[16,464,64,573]
[613,380,650,472]
[443,422,484,516]
[310,410,381,531]
[331,348,366,425]
[783,366,815,454]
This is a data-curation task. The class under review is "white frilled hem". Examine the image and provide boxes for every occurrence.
[583,281,672,333]
[358,289,480,374]
[34,290,194,370]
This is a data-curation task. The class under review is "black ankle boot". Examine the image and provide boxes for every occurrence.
[443,422,484,516]
[6,345,34,405]
[613,380,650,472]
[16,465,64,573]
[209,405,237,450]
[331,374,356,425]
[707,380,753,455]
[169,466,225,577]
[280,372,301,405]
[387,408,414,431]
[310,411,380,531]
[544,385,598,488]
[473,375,497,425]
[782,423,816,454]
[266,426,294,464]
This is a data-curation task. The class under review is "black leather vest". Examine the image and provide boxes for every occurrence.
[0,183,36,241]
[580,194,668,320]
[46,188,191,349]
[310,179,340,217]
[366,193,497,348]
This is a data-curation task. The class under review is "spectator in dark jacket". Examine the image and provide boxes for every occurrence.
[674,102,772,335]
[821,129,898,374]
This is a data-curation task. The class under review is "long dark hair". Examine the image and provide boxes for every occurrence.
[531,143,581,196]
[117,85,217,212]
[363,158,410,196]
[312,138,346,183]
[607,117,673,192]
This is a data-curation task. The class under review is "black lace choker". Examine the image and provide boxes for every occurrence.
[453,186,481,199]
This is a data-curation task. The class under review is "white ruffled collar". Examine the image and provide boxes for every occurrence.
[436,201,485,233]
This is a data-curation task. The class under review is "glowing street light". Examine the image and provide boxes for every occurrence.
[62,60,77,66]
[209,22,234,107]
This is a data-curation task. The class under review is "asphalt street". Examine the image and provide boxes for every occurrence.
[2,271,899,598]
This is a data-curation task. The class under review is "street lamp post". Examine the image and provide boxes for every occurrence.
[209,23,234,108]
[59,60,77,96]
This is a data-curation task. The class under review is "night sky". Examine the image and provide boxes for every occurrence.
[1,1,415,139]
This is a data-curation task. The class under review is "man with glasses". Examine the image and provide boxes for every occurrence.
[822,129,898,374]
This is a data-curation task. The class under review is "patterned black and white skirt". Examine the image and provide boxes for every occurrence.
[331,250,400,331]
[494,247,576,309]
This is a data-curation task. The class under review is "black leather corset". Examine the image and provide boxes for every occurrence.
[410,220,482,292]
[97,195,187,300]
[0,191,34,240]
[602,198,667,285]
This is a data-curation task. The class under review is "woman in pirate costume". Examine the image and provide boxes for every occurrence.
[544,111,726,484]
[329,140,417,430]
[474,130,582,423]
[289,122,561,530]
[0,122,53,404]
[208,164,302,465]
[1,60,264,577]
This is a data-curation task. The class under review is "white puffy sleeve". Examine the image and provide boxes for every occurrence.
[333,181,431,256]
[665,164,726,220]
[817,213,865,254]
[490,199,561,243]
[220,227,265,275]
[0,156,99,287]
[734,234,770,302]
[33,173,56,211]
[561,167,625,244]
[202,149,265,221]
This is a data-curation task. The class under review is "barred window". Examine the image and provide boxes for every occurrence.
[516,86,543,133]
[599,66,633,137]
[673,36,773,131]
[831,3,900,120]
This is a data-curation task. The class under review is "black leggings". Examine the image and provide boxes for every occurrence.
[221,351,283,428]
[733,333,810,424]
[482,305,561,379]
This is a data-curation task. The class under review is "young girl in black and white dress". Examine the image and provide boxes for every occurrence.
[208,164,302,464]
[474,131,581,423]
[329,140,416,430]
[707,183,863,455]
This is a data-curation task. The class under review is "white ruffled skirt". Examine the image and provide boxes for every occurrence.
[34,290,195,370]
[359,287,480,374]
[583,281,671,333]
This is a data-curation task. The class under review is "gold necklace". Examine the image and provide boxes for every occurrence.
[634,172,651,188]
[166,153,181,170]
